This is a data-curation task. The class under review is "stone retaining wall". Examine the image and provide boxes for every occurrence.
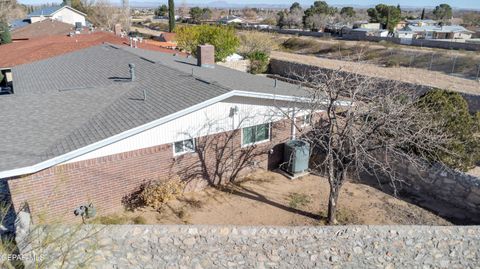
[269,58,480,113]
[17,225,480,269]
[391,161,480,220]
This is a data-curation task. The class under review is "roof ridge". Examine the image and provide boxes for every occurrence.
[112,44,238,94]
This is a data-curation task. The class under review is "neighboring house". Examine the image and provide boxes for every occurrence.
[405,19,437,27]
[11,19,74,41]
[348,28,389,37]
[395,30,416,39]
[218,15,245,24]
[352,21,381,30]
[8,19,30,31]
[28,5,86,26]
[0,44,319,222]
[405,25,474,40]
[0,32,177,69]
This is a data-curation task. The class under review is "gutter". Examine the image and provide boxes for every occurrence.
[0,91,312,179]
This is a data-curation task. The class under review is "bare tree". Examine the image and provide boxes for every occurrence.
[284,8,303,29]
[178,0,190,19]
[289,69,453,224]
[238,31,277,56]
[0,0,25,23]
[304,13,339,31]
[89,0,128,31]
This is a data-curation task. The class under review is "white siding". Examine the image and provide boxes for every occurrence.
[52,8,86,26]
[65,97,304,163]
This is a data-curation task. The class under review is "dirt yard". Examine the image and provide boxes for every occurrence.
[93,171,450,226]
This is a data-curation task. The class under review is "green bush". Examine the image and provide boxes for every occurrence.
[417,89,480,171]
[247,51,269,74]
[176,25,239,62]
[0,23,12,45]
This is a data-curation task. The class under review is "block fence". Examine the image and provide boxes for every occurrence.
[15,224,480,269]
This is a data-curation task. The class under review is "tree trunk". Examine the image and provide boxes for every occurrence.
[327,186,339,225]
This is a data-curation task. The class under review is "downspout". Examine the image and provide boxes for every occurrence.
[291,107,296,140]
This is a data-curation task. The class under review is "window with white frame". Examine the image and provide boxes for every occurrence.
[301,114,312,126]
[173,138,195,155]
[242,123,270,146]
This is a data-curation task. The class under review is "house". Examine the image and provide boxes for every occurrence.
[11,19,75,41]
[352,21,381,30]
[405,19,437,27]
[0,32,177,69]
[27,5,87,26]
[0,44,319,222]
[218,15,245,25]
[404,25,474,40]
[348,28,389,38]
[395,30,415,39]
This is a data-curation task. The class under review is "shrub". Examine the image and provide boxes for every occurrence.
[175,25,239,62]
[282,37,318,51]
[417,89,480,171]
[0,23,12,45]
[247,51,270,74]
[288,192,311,209]
[140,177,185,210]
[238,31,276,56]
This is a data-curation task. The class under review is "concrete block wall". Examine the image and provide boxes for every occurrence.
[17,225,480,268]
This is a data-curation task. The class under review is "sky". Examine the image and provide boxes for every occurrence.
[18,0,480,9]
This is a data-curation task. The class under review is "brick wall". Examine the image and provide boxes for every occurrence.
[5,118,298,223]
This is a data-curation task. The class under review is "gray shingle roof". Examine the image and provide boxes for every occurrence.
[1,44,304,173]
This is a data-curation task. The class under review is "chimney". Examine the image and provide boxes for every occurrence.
[197,44,215,68]
[129,63,136,81]
[114,24,122,36]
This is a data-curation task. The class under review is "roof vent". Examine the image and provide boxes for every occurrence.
[197,44,215,68]
[0,69,13,95]
[129,63,135,82]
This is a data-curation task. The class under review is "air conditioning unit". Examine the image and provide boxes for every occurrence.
[283,140,310,175]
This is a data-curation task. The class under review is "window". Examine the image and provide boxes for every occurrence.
[301,114,312,126]
[173,139,195,155]
[242,123,270,146]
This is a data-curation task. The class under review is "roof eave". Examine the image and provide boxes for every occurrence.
[0,91,312,179]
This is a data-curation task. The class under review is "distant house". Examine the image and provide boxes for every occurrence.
[405,19,437,27]
[349,28,389,37]
[352,21,381,30]
[395,30,415,39]
[404,25,474,40]
[28,5,86,26]
[218,15,244,25]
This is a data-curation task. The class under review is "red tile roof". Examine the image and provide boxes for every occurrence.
[0,32,179,68]
[12,19,75,40]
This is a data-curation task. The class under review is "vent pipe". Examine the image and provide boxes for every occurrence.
[129,63,135,82]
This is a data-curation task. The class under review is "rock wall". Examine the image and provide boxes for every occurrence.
[390,161,480,221]
[269,58,480,113]
[17,225,480,269]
